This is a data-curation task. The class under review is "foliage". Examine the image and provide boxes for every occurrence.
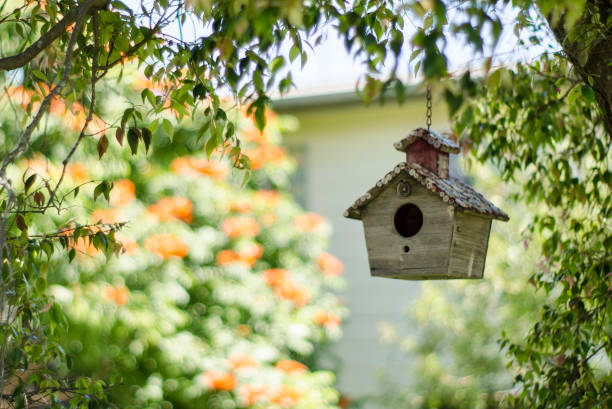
[375,2,611,408]
[0,0,610,408]
[51,101,347,409]
[454,53,612,407]
[372,162,546,409]
[7,70,347,409]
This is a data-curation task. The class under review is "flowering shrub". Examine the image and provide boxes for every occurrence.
[40,106,346,409]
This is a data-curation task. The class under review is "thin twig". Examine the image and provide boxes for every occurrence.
[47,11,100,210]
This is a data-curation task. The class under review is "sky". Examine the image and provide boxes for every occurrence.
[127,1,555,97]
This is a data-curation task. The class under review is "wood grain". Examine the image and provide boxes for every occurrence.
[362,172,453,279]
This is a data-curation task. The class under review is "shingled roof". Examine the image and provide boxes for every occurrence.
[344,161,509,221]
[393,127,460,154]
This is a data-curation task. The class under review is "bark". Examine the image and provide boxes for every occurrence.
[0,0,109,71]
[544,0,612,138]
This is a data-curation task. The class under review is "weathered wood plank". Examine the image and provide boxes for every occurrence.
[448,211,491,278]
[362,174,453,278]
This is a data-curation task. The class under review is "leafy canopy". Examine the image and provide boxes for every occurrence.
[0,0,611,408]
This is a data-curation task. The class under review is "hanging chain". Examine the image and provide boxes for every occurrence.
[426,84,432,131]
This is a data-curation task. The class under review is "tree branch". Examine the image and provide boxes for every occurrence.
[544,0,612,138]
[46,11,100,210]
[0,0,109,71]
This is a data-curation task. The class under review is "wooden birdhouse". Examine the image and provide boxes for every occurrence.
[344,127,509,280]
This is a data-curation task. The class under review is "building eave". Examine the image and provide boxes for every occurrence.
[271,83,422,112]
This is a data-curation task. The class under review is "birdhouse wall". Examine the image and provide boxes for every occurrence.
[448,210,492,279]
[361,175,453,279]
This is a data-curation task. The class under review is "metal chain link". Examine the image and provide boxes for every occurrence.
[426,84,432,131]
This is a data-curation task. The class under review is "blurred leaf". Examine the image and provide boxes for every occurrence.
[127,127,140,155]
[16,215,27,231]
[97,135,109,159]
[115,127,124,146]
[24,174,37,194]
[141,127,152,153]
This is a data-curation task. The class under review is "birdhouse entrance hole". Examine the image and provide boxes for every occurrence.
[393,203,423,238]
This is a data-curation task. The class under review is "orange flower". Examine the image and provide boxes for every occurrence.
[314,311,341,329]
[229,198,253,214]
[216,243,263,267]
[238,242,263,266]
[317,252,344,276]
[229,354,259,370]
[275,360,307,375]
[171,157,228,180]
[144,233,189,259]
[22,155,54,178]
[293,213,324,232]
[148,197,193,223]
[66,162,88,181]
[238,384,268,406]
[116,234,138,255]
[260,213,278,227]
[263,269,291,287]
[49,96,67,116]
[216,249,242,265]
[102,285,129,306]
[203,371,237,391]
[236,324,252,336]
[110,179,135,207]
[241,127,269,144]
[91,208,121,224]
[131,75,173,93]
[275,282,311,306]
[269,384,301,406]
[221,217,259,238]
[242,146,286,170]
[254,190,280,207]
[263,268,312,305]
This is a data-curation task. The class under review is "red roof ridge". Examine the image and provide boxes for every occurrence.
[393,127,460,154]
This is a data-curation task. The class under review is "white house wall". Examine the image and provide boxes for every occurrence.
[278,97,450,402]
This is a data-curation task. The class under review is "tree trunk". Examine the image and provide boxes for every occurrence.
[544,0,612,137]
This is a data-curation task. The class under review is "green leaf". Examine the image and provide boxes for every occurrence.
[31,70,47,83]
[141,127,152,153]
[289,45,300,62]
[121,108,134,129]
[193,83,207,100]
[270,56,285,73]
[487,69,502,90]
[24,174,37,194]
[196,119,211,143]
[205,133,219,159]
[93,181,111,202]
[127,127,140,155]
[162,118,173,136]
[141,88,156,107]
[581,85,595,104]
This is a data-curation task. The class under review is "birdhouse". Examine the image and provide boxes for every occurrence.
[344,127,509,280]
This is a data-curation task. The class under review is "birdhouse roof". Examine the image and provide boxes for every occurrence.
[394,127,460,154]
[344,161,509,221]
